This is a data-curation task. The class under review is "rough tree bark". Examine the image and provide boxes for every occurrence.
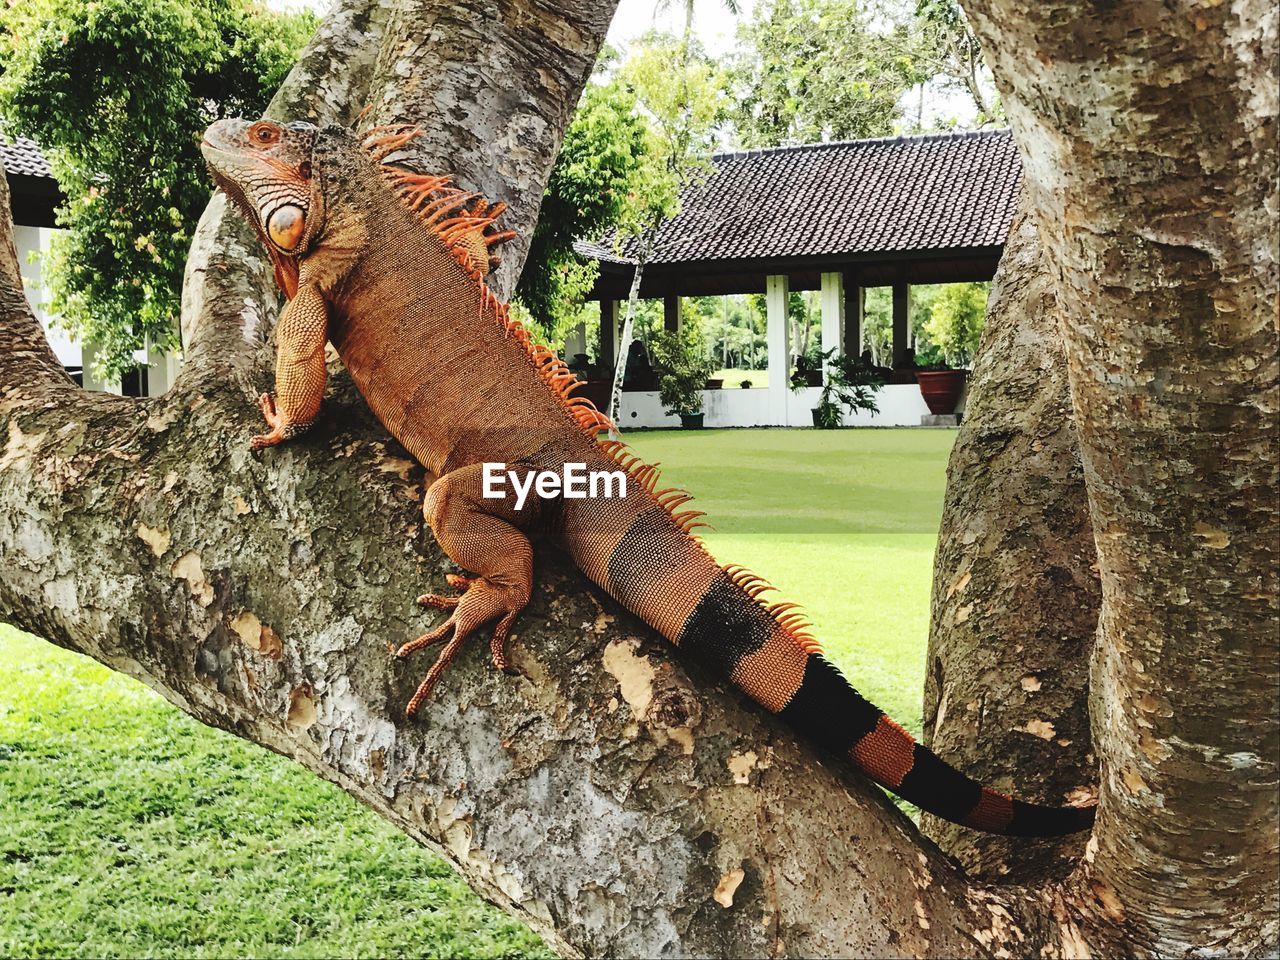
[922,196,1100,883]
[959,0,1279,954]
[1,0,1276,956]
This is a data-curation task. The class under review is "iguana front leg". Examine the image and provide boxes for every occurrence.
[396,463,538,716]
[251,282,328,450]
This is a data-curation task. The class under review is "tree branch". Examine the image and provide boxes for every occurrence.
[922,194,1099,883]
[0,165,76,392]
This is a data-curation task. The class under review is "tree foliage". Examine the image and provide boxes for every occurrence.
[514,64,647,347]
[0,0,315,380]
[922,280,986,367]
[728,0,919,146]
[615,34,729,238]
[912,0,1000,123]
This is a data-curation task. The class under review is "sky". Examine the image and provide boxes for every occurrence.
[606,0,751,57]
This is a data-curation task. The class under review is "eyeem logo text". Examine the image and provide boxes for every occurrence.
[483,462,627,511]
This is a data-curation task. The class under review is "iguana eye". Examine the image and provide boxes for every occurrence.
[248,122,280,146]
[267,204,305,250]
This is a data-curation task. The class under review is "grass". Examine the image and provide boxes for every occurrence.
[0,427,954,958]
[709,367,767,388]
[0,629,551,960]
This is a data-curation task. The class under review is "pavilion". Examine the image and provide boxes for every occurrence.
[574,128,1022,427]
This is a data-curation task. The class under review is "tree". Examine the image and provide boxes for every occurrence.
[912,0,999,123]
[921,281,986,367]
[0,0,316,381]
[921,198,1098,880]
[605,33,727,428]
[0,0,1275,956]
[728,0,918,146]
[514,61,647,349]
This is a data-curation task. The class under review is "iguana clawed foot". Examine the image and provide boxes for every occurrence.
[249,392,315,451]
[249,392,287,450]
[397,574,525,717]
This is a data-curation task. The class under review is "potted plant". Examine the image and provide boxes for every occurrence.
[790,349,824,388]
[705,378,724,390]
[914,360,967,416]
[649,328,716,429]
[914,282,985,415]
[791,349,882,429]
[739,378,752,389]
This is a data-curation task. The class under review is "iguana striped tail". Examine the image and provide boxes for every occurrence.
[565,490,1096,838]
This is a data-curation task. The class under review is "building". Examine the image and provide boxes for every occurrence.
[576,128,1021,427]
[5,128,1021,421]
[2,133,178,395]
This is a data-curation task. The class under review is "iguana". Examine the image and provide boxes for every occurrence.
[201,117,1095,837]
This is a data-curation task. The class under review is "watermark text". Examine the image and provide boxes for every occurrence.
[482,462,627,510]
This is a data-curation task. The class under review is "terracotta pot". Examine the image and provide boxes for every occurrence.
[915,369,967,415]
[705,379,723,390]
[679,413,705,429]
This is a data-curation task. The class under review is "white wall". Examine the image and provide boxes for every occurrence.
[13,225,81,369]
[14,225,181,394]
[617,382,965,429]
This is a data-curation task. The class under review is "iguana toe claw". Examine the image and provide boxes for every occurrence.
[258,391,279,422]
[249,428,286,451]
[416,592,461,610]
[399,578,526,716]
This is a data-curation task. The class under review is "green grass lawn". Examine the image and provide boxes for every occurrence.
[710,367,768,388]
[0,427,954,958]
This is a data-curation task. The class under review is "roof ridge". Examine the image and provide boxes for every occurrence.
[713,127,1012,161]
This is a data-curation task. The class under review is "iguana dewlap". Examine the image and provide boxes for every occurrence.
[200,117,1094,837]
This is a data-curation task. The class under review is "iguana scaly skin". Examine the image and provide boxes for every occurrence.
[201,117,1095,836]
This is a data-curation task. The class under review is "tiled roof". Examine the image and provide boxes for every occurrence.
[0,133,53,179]
[576,128,1021,266]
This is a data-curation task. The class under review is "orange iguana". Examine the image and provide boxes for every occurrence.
[201,117,1095,836]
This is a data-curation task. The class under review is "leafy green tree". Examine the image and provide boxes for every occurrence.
[0,0,316,381]
[604,33,728,428]
[922,281,987,367]
[728,0,918,146]
[515,65,647,349]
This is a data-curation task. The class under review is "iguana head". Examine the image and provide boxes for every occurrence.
[201,119,326,293]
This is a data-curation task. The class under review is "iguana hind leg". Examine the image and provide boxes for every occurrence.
[397,466,535,716]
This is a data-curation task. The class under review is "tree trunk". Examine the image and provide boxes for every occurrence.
[2,0,1276,955]
[607,225,656,432]
[959,0,1279,953]
[922,195,1100,883]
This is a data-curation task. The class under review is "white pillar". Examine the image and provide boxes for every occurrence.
[144,337,182,396]
[819,271,844,380]
[765,274,790,426]
[81,342,121,395]
[563,321,587,361]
